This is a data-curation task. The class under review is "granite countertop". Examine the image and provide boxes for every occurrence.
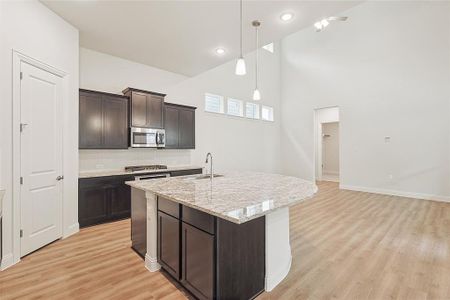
[79,165,204,179]
[126,171,317,224]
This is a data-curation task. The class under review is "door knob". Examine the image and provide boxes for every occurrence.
[56,175,64,181]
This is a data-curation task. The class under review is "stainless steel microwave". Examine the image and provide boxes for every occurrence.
[130,127,165,148]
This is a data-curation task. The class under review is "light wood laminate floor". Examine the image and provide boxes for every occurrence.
[1,182,449,300]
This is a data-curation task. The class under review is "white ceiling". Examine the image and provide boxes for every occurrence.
[42,0,361,76]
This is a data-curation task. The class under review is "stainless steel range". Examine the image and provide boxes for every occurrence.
[125,165,170,181]
[125,164,168,172]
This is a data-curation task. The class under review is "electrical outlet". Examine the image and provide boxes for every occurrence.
[388,174,393,180]
[384,136,391,143]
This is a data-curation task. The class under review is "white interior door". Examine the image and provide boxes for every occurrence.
[20,61,63,256]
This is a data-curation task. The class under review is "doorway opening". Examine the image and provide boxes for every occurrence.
[314,107,340,182]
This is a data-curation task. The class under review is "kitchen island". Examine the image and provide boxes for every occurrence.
[127,172,317,300]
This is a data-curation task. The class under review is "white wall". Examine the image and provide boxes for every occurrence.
[0,0,79,269]
[80,47,187,95]
[80,45,281,173]
[165,44,281,173]
[280,1,450,200]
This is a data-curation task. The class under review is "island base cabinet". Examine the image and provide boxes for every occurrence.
[158,212,181,280]
[216,217,266,300]
[157,196,265,300]
[181,222,215,300]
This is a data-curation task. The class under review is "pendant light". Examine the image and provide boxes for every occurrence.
[235,0,246,75]
[252,20,261,100]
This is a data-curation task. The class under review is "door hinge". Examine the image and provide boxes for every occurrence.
[20,229,23,238]
[20,71,23,80]
[20,123,28,132]
[20,177,23,185]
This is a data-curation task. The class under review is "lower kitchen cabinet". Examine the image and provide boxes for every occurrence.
[181,222,215,300]
[158,211,181,280]
[78,175,133,228]
[157,197,265,300]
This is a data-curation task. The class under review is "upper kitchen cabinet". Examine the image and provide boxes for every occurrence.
[79,89,128,149]
[164,103,196,149]
[123,88,165,129]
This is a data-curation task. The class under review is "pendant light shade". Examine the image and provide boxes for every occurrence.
[253,88,261,101]
[235,0,246,75]
[235,57,246,75]
[252,20,261,100]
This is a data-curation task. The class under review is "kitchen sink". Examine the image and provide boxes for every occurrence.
[195,174,224,180]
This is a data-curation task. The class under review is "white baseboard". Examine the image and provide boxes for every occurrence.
[0,253,18,271]
[340,184,450,203]
[63,222,79,239]
[145,253,161,272]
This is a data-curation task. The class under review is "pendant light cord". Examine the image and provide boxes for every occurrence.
[255,24,258,89]
[240,0,243,58]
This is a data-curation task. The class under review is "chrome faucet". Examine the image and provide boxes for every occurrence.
[205,152,213,180]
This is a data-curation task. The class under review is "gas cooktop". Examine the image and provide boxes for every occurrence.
[124,165,168,172]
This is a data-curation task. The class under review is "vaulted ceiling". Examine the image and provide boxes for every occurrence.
[42,0,361,76]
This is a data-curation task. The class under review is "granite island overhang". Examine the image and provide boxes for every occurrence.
[126,171,317,299]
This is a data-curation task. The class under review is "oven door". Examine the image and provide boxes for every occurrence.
[130,127,158,148]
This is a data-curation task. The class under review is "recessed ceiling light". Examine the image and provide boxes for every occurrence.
[280,12,294,22]
[215,48,225,55]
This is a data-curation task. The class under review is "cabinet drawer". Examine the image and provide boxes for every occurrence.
[158,197,180,219]
[182,206,215,235]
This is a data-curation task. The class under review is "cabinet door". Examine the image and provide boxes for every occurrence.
[110,176,133,220]
[79,92,103,148]
[181,222,214,300]
[78,183,109,228]
[158,212,180,280]
[131,92,148,127]
[164,105,179,149]
[103,96,128,149]
[179,108,195,149]
[147,95,164,128]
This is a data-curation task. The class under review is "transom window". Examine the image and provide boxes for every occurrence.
[245,102,260,119]
[204,93,224,113]
[227,98,244,117]
[261,106,274,121]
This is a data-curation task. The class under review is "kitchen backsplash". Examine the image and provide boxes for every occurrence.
[79,149,192,171]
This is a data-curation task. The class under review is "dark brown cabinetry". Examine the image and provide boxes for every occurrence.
[78,175,133,228]
[123,88,165,129]
[79,89,128,149]
[157,197,265,300]
[164,103,196,149]
[158,212,181,280]
[181,222,215,300]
